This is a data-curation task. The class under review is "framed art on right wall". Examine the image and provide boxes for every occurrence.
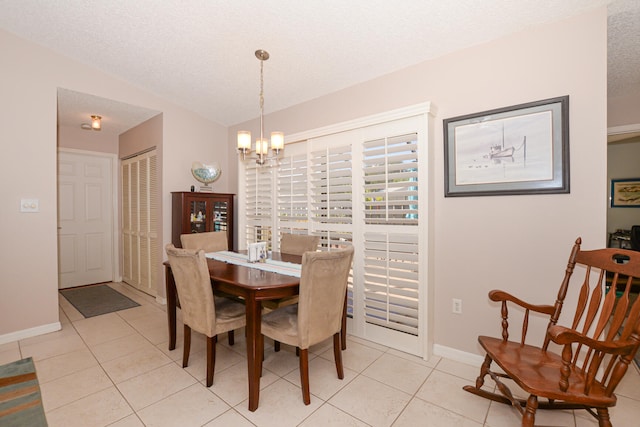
[611,178,640,207]
[444,96,570,197]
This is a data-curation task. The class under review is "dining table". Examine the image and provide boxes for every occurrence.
[164,251,302,412]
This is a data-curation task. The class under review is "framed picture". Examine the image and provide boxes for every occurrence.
[444,96,570,197]
[611,178,640,207]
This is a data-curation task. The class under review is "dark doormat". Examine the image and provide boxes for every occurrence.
[0,357,47,426]
[60,284,140,318]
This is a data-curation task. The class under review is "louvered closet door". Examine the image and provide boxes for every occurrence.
[121,150,158,296]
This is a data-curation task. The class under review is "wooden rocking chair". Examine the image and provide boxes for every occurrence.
[464,238,640,427]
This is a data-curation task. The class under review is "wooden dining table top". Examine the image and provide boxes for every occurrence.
[203,252,302,295]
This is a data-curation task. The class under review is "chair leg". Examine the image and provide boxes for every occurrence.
[522,395,537,427]
[476,354,492,389]
[274,340,280,352]
[299,348,311,405]
[206,335,217,387]
[341,291,348,350]
[182,324,191,368]
[228,330,235,346]
[596,408,612,427]
[333,332,344,379]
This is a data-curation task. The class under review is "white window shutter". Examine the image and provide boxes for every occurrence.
[363,133,419,225]
[278,153,309,234]
[238,104,433,357]
[363,232,420,335]
[244,161,274,245]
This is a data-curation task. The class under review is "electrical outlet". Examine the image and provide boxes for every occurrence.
[452,298,462,314]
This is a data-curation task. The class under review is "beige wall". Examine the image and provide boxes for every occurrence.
[230,9,608,356]
[119,114,163,159]
[0,29,229,341]
[58,124,120,154]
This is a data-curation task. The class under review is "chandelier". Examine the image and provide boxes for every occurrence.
[237,49,284,165]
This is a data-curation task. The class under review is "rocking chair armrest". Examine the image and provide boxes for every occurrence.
[548,325,637,355]
[488,290,556,316]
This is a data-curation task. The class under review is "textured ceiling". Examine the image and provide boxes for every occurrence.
[1,0,638,135]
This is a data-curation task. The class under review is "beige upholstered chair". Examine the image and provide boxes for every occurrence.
[260,246,354,404]
[180,230,238,344]
[263,233,320,313]
[165,244,246,387]
[280,233,321,256]
[264,233,322,352]
[180,230,228,252]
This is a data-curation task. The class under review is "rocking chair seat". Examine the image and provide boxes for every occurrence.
[478,335,616,407]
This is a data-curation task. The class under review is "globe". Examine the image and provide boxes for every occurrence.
[191,162,222,184]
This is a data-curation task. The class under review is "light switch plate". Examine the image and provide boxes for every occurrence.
[20,198,39,213]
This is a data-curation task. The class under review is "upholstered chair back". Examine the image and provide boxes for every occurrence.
[180,231,228,252]
[297,246,354,349]
[165,244,216,337]
[280,233,320,256]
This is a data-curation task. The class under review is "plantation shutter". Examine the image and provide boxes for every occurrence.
[244,161,274,245]
[309,142,354,248]
[363,134,419,224]
[277,153,309,236]
[363,232,420,335]
[237,104,433,358]
[362,132,420,336]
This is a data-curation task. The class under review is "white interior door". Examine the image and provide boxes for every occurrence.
[58,151,114,289]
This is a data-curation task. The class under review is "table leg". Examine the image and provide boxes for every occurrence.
[245,296,262,411]
[165,265,177,351]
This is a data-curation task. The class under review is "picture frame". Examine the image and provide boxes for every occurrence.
[610,178,640,207]
[444,96,569,197]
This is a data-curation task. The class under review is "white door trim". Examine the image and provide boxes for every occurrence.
[57,148,120,284]
[608,123,640,136]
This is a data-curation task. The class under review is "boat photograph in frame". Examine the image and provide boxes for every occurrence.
[611,178,640,207]
[444,96,569,197]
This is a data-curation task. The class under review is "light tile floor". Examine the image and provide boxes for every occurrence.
[2,282,640,426]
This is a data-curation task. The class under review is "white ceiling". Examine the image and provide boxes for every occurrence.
[1,0,638,135]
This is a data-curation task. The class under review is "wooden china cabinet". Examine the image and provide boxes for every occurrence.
[171,192,235,250]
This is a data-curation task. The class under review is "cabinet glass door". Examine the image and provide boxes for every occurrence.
[190,200,207,233]
[211,201,228,232]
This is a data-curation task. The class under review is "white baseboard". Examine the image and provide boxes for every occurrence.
[433,344,485,367]
[156,296,166,305]
[0,322,62,345]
